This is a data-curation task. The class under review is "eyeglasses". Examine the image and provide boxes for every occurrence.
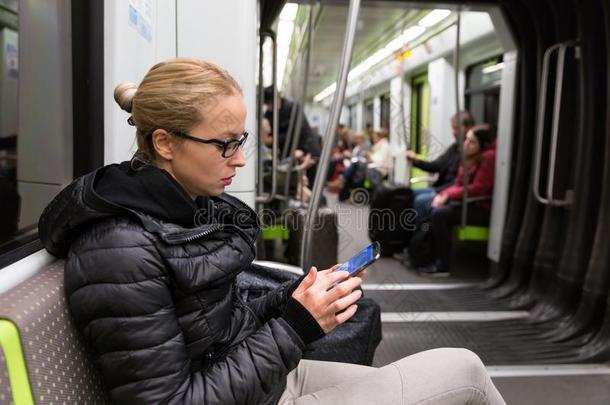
[172,131,249,158]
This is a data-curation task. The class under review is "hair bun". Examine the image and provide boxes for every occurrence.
[114,82,138,113]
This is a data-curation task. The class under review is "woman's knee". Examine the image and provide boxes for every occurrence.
[397,348,489,387]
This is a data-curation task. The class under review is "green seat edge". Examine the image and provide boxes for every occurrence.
[454,226,490,241]
[0,319,35,405]
[262,225,290,240]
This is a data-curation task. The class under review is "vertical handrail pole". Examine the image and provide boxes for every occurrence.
[301,0,361,271]
[257,34,265,199]
[453,9,469,227]
[285,2,315,202]
[533,44,562,205]
[547,44,566,206]
[547,41,578,206]
[256,32,279,203]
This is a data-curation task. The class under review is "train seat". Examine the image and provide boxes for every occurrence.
[0,260,109,404]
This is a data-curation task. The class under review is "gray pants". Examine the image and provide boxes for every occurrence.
[279,348,506,405]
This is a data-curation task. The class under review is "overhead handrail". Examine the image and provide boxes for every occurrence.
[256,31,279,204]
[533,41,578,207]
[300,0,361,271]
[284,2,315,202]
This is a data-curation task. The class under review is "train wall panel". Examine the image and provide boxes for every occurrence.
[427,58,461,157]
[103,0,177,165]
[177,0,257,202]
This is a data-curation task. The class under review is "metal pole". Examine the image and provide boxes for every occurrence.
[256,32,279,204]
[301,0,361,271]
[285,2,315,202]
[453,9,469,228]
[257,33,265,199]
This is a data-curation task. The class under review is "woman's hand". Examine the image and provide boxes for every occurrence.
[405,150,417,161]
[291,265,363,334]
[432,193,448,208]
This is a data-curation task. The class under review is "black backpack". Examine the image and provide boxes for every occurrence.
[368,184,416,256]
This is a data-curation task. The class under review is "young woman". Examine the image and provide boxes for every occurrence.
[419,124,496,276]
[39,59,505,404]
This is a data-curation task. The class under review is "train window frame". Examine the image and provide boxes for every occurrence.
[465,55,503,128]
[0,0,104,269]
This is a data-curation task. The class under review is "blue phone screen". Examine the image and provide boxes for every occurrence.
[337,244,376,275]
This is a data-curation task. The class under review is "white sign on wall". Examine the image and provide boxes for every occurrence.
[128,0,154,43]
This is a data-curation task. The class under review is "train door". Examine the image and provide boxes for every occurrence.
[409,72,430,187]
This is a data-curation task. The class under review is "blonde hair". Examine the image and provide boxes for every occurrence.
[114,58,242,164]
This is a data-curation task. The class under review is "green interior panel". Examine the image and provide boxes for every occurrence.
[0,319,34,405]
[454,226,490,241]
[262,225,290,241]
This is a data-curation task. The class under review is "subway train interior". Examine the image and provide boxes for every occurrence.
[0,0,610,403]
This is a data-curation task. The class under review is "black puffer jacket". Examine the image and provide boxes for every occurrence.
[38,162,323,404]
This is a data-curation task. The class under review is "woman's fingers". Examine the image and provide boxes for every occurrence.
[326,276,362,303]
[335,304,358,324]
[318,269,350,291]
[332,289,362,314]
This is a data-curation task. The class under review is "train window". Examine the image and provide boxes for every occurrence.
[0,1,101,267]
[364,99,374,132]
[348,104,357,129]
[380,93,391,135]
[465,56,503,128]
[0,2,23,262]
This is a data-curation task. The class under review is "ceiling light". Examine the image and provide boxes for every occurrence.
[482,62,504,74]
[277,19,295,90]
[314,83,336,102]
[418,9,451,27]
[402,26,426,43]
[280,3,298,21]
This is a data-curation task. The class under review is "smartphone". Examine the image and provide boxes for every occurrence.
[335,242,381,277]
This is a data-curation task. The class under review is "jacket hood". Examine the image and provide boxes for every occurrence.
[39,161,259,258]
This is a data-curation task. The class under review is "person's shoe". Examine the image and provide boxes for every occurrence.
[416,260,450,278]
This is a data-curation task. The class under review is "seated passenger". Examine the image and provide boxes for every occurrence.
[418,124,496,277]
[406,110,475,223]
[327,129,392,197]
[38,59,505,405]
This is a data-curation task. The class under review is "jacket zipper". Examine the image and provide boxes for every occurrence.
[165,225,221,244]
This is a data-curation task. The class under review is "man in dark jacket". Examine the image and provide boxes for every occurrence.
[405,110,475,222]
[264,86,321,186]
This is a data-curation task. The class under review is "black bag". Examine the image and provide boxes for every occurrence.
[236,263,382,366]
[408,220,435,267]
[304,297,381,365]
[286,207,338,270]
[368,184,416,256]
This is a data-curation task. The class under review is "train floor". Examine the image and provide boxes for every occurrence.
[326,192,610,404]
